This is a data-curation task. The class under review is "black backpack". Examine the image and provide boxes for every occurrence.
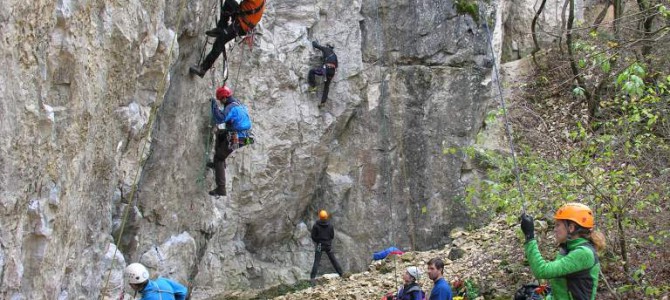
[513,284,550,300]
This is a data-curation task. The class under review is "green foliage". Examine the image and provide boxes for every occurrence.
[453,278,481,299]
[453,63,669,295]
[659,5,670,18]
[464,279,480,299]
[617,264,670,298]
[616,63,647,98]
[485,109,503,125]
[454,0,479,23]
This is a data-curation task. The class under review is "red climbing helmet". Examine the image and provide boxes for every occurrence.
[216,85,233,100]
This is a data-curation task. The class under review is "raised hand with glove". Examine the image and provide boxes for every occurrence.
[520,213,535,242]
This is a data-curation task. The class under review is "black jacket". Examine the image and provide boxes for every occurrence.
[313,42,338,67]
[311,220,335,249]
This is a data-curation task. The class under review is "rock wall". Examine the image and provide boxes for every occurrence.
[0,0,510,298]
[499,0,593,61]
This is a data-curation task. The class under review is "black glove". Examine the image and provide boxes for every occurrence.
[520,213,535,242]
[312,40,318,48]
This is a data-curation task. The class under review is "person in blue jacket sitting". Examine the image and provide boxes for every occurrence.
[208,85,253,196]
[124,263,187,300]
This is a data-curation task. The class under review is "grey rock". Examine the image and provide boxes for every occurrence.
[448,247,466,261]
[0,0,541,297]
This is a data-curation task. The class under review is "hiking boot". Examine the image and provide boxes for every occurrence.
[318,101,326,108]
[189,66,205,78]
[307,86,318,94]
[310,279,316,287]
[205,28,222,37]
[341,272,351,279]
[209,187,226,196]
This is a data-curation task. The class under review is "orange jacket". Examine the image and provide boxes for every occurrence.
[237,0,265,33]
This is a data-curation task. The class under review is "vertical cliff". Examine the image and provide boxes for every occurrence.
[0,0,537,298]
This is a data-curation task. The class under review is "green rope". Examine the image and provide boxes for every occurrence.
[99,0,189,297]
[196,105,215,186]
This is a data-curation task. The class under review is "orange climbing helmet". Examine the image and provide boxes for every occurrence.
[216,85,233,100]
[554,203,594,228]
[318,210,328,220]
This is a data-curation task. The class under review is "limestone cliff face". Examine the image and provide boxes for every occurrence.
[499,0,590,61]
[0,0,526,298]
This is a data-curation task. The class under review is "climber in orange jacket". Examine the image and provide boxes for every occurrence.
[190,0,265,78]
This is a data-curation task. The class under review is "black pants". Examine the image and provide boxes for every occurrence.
[201,22,246,72]
[310,246,343,279]
[308,66,336,103]
[213,131,235,191]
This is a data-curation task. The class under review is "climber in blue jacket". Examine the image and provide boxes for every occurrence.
[208,85,253,196]
[124,263,188,300]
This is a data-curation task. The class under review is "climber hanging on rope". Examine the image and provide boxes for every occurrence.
[190,0,266,78]
[307,40,338,107]
[207,85,254,196]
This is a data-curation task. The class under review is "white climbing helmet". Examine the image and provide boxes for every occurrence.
[125,263,150,284]
[406,266,421,280]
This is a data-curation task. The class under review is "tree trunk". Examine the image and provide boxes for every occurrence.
[559,0,569,54]
[613,0,625,36]
[593,0,613,32]
[637,0,657,58]
[531,0,549,64]
[616,212,629,275]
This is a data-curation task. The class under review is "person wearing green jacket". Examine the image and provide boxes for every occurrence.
[519,203,606,300]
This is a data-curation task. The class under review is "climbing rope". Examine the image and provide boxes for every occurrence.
[228,32,251,92]
[196,105,215,187]
[478,3,528,213]
[371,0,397,251]
[99,0,189,297]
[196,15,231,190]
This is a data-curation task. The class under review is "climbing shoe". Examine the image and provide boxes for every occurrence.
[206,162,215,169]
[205,28,222,37]
[307,86,318,94]
[209,187,226,196]
[189,66,205,78]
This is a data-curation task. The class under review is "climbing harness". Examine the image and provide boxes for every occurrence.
[227,129,255,150]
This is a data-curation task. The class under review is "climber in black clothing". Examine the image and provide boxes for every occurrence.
[307,41,338,106]
[190,0,266,78]
[310,210,344,285]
